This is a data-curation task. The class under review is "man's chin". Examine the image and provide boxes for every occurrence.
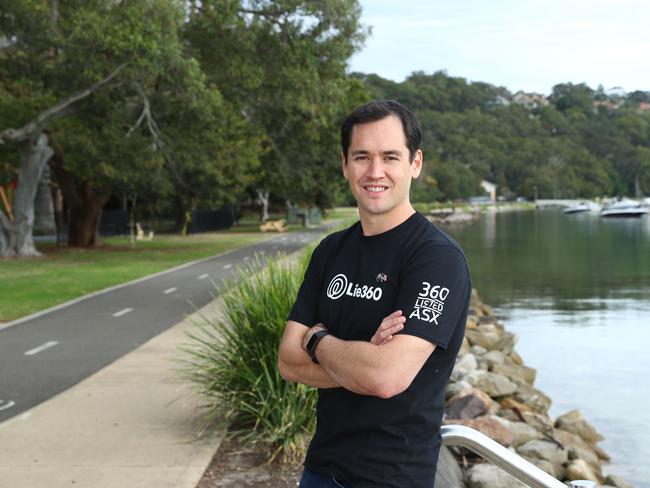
[358,203,390,216]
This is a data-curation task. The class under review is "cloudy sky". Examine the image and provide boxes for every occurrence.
[348,0,650,94]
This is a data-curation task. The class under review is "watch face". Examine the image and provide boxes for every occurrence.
[307,330,327,356]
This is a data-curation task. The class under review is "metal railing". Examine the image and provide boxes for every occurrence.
[441,425,595,488]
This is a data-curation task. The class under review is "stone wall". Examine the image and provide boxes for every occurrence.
[438,289,633,488]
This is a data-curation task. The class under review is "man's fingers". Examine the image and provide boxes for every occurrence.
[370,312,406,345]
[380,316,406,331]
[384,310,403,320]
[382,322,404,337]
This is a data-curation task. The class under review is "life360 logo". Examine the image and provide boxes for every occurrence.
[327,273,383,301]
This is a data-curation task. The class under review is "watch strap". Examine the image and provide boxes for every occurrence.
[307,329,330,363]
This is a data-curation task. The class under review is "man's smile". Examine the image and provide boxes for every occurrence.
[363,185,389,193]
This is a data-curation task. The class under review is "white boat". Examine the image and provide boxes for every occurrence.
[600,199,649,218]
[563,202,591,214]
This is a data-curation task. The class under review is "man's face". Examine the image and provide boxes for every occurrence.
[342,115,422,223]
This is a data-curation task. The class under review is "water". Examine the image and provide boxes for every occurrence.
[448,208,650,487]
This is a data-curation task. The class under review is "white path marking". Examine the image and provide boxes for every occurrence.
[163,287,177,294]
[0,400,16,412]
[223,264,232,270]
[112,307,133,317]
[198,273,209,280]
[24,341,59,356]
[243,256,250,261]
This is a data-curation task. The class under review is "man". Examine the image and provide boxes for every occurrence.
[278,100,471,488]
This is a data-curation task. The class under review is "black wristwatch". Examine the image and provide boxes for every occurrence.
[306,330,330,363]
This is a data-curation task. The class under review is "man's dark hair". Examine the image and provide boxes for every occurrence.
[340,100,422,162]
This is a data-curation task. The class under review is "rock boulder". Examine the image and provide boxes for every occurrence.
[466,463,527,488]
[565,458,601,484]
[464,370,518,397]
[444,415,515,447]
[555,409,604,444]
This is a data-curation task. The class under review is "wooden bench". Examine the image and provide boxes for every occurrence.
[259,219,288,232]
[136,222,154,241]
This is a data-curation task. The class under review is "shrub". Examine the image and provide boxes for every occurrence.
[182,251,316,462]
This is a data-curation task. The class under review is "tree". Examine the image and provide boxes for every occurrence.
[550,83,595,115]
[0,0,131,255]
[0,1,166,253]
[1,0,258,253]
[185,0,368,217]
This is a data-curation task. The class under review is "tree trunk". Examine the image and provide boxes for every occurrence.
[0,133,53,257]
[256,189,270,222]
[34,164,56,234]
[66,191,108,246]
[48,146,109,247]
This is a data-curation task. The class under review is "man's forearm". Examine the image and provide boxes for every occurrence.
[314,334,433,399]
[278,346,340,389]
[315,336,392,397]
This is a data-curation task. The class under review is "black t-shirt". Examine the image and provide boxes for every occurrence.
[288,212,471,488]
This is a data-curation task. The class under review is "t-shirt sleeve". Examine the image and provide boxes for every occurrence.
[287,240,326,327]
[394,243,470,350]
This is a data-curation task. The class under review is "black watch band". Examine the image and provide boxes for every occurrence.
[306,330,330,363]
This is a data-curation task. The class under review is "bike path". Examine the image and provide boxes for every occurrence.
[0,226,329,422]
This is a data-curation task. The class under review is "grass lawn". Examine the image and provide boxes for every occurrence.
[322,206,359,221]
[0,231,273,323]
[0,210,358,323]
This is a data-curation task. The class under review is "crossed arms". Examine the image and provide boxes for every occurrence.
[278,311,435,399]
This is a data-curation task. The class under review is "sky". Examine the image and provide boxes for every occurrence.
[348,0,650,95]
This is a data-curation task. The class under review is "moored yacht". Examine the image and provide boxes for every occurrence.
[600,199,649,218]
[563,201,594,214]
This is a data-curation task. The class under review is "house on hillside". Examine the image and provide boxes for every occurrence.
[480,180,497,202]
[487,96,510,108]
[593,100,622,112]
[512,91,549,110]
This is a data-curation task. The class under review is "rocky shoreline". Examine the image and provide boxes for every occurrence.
[426,207,480,225]
[439,289,633,488]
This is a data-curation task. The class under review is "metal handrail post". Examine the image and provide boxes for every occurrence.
[441,425,579,488]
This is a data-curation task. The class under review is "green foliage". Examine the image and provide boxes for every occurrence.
[183,253,317,461]
[1,0,369,236]
[185,0,369,208]
[361,72,650,200]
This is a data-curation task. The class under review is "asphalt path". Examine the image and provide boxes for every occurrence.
[0,226,331,422]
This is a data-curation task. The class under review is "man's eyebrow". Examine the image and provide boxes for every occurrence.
[349,149,404,155]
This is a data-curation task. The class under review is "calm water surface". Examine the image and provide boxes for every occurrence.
[449,209,650,487]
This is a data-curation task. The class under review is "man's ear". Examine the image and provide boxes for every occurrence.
[411,149,423,179]
[341,151,349,180]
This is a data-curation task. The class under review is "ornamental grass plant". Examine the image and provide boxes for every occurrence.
[183,250,316,462]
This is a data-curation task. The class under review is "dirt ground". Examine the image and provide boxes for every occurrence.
[196,437,303,488]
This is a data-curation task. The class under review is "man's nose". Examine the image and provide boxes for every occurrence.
[367,158,385,178]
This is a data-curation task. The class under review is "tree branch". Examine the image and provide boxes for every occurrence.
[50,0,60,37]
[0,63,128,144]
[131,83,191,192]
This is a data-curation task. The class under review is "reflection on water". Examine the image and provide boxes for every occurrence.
[449,209,650,488]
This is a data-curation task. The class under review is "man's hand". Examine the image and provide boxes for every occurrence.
[370,310,406,345]
[302,323,328,351]
[301,312,405,350]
